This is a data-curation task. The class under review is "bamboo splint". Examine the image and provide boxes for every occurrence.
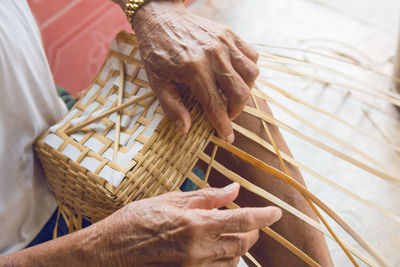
[195,151,377,266]
[34,30,398,267]
[113,60,125,160]
[211,136,387,266]
[249,90,358,266]
[243,105,400,185]
[255,79,400,155]
[258,63,400,107]
[65,91,155,135]
[231,122,400,224]
[253,43,400,84]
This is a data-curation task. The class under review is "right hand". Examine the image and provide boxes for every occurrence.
[133,0,260,143]
[94,183,282,266]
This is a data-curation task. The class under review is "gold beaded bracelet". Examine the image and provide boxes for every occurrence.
[125,0,187,27]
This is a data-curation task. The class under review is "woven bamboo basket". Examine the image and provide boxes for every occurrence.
[34,30,398,266]
[35,31,215,223]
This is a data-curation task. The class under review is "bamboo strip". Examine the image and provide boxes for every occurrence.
[232,122,400,223]
[226,202,320,267]
[52,204,62,239]
[258,63,400,107]
[211,136,388,267]
[244,252,262,267]
[250,88,292,176]
[259,48,390,80]
[299,38,383,63]
[258,87,386,169]
[255,79,400,154]
[65,91,155,135]
[253,43,400,84]
[202,144,218,188]
[196,152,376,266]
[113,60,125,161]
[344,92,399,121]
[362,110,400,158]
[306,197,359,266]
[259,52,397,99]
[197,152,325,232]
[250,90,358,266]
[243,105,400,185]
[260,53,360,82]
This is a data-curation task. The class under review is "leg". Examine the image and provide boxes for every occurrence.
[206,97,333,266]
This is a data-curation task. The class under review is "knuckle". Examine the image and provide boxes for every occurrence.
[197,189,214,202]
[183,215,197,231]
[238,87,251,102]
[205,43,223,56]
[222,25,234,36]
[181,55,206,73]
[231,85,250,105]
[237,211,252,232]
[203,95,223,116]
[252,49,260,62]
[250,64,260,80]
[240,60,259,83]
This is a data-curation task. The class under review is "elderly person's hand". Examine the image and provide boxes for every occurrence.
[94,183,281,266]
[133,0,260,143]
[1,183,282,266]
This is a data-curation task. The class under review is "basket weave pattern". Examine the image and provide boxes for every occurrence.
[34,31,214,222]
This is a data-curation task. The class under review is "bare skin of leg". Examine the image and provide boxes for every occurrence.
[394,31,400,94]
[202,97,333,266]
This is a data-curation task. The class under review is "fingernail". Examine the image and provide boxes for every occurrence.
[224,182,238,192]
[226,132,235,144]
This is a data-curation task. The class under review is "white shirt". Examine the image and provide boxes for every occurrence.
[0,0,67,255]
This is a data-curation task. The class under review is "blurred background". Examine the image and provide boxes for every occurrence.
[28,0,400,266]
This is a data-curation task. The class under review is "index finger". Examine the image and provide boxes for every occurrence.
[201,206,282,235]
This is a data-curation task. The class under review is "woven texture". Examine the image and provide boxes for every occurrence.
[34,31,214,222]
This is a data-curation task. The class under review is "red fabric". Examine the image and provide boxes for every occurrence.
[28,0,193,97]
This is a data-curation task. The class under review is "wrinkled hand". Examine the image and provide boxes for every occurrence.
[133,0,260,143]
[94,183,281,266]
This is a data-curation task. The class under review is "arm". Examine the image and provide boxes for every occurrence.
[113,0,259,143]
[1,184,281,266]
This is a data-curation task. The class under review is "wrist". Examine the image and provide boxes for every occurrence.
[130,0,186,30]
[0,225,101,267]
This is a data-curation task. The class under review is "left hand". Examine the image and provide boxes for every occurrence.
[93,183,282,266]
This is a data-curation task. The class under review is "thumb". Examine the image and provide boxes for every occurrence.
[185,183,240,210]
[147,70,191,133]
